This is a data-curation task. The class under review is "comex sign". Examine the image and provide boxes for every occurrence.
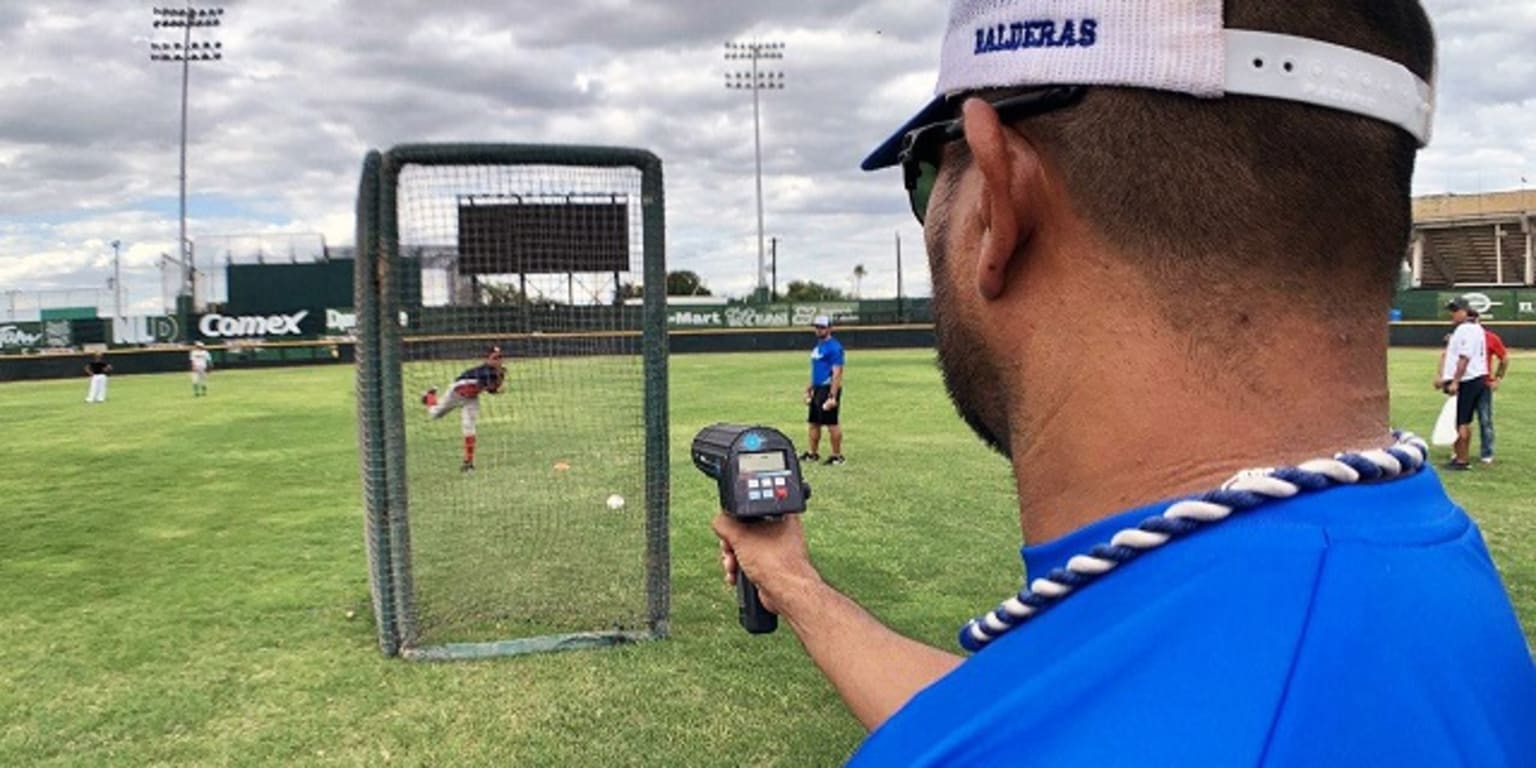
[199,310,310,339]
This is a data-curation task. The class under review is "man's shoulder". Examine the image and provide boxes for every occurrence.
[853,541,1325,766]
[856,477,1528,767]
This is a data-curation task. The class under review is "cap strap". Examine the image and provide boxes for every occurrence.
[1223,30,1433,146]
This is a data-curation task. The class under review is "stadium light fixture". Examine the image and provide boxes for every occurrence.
[724,39,786,299]
[149,4,225,312]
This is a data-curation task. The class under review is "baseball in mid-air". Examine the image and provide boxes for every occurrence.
[606,494,626,511]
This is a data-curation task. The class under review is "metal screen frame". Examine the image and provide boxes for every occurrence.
[357,143,669,660]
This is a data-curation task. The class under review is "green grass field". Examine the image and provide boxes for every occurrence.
[2,348,1531,766]
[397,352,654,649]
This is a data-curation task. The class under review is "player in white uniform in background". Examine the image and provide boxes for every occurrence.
[189,342,212,397]
[422,345,507,472]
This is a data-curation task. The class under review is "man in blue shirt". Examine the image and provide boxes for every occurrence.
[802,315,847,466]
[712,0,1536,764]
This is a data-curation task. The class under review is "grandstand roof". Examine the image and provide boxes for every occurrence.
[1414,189,1536,223]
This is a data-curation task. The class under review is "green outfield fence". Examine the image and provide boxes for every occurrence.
[5,323,1536,384]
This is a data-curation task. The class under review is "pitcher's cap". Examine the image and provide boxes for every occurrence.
[862,1,1435,170]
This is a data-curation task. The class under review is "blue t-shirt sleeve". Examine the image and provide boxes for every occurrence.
[829,340,845,368]
[851,488,1536,768]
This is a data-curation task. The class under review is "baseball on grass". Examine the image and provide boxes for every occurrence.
[606,494,626,511]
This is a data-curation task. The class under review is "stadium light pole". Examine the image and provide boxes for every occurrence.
[110,239,123,335]
[150,4,224,320]
[724,40,785,299]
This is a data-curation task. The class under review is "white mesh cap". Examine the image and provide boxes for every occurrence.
[862,0,1435,170]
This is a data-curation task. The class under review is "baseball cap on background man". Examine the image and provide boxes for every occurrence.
[860,0,1435,172]
[812,315,832,328]
[1446,297,1470,312]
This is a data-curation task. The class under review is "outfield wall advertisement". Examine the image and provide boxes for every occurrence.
[666,303,860,329]
[1433,290,1536,321]
[193,309,326,341]
[0,323,45,353]
[0,320,72,353]
[1394,288,1536,321]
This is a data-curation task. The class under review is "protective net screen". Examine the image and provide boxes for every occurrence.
[390,161,651,650]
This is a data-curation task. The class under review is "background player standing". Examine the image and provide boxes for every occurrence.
[1472,309,1509,464]
[422,345,506,472]
[189,341,212,397]
[801,315,845,465]
[1435,298,1489,469]
[83,353,112,403]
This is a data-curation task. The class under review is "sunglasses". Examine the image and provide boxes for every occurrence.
[897,86,1086,224]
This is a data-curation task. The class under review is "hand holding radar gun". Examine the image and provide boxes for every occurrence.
[692,424,811,634]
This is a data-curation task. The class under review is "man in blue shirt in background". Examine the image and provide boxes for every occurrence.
[802,315,846,466]
[713,0,1536,764]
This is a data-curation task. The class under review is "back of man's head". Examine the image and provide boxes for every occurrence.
[1018,1,1434,320]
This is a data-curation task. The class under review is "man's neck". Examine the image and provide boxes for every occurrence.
[1007,315,1391,545]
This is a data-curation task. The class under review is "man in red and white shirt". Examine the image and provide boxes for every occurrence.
[1470,309,1510,464]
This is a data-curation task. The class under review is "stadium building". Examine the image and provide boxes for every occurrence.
[1399,189,1536,323]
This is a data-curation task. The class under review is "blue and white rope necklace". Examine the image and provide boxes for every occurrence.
[959,430,1430,652]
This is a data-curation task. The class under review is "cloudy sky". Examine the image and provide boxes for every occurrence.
[1,0,1533,317]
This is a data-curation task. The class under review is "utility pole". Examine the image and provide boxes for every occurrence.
[770,236,778,300]
[724,40,785,299]
[150,3,224,335]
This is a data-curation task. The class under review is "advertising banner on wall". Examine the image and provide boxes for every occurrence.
[325,308,358,336]
[194,309,324,341]
[0,321,74,353]
[0,322,44,352]
[146,316,181,343]
[1434,290,1536,321]
[43,320,73,348]
[666,303,863,329]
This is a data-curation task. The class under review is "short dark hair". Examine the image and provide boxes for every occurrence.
[1018,1,1435,316]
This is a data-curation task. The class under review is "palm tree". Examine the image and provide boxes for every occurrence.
[852,264,867,299]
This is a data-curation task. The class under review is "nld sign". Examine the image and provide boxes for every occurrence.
[198,310,312,339]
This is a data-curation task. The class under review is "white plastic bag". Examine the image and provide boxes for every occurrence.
[1431,395,1458,447]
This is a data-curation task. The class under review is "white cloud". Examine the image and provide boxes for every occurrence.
[0,0,1529,318]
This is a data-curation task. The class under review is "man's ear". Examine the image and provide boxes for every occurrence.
[961,97,1042,300]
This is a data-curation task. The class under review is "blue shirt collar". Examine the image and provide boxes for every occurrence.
[1019,469,1453,579]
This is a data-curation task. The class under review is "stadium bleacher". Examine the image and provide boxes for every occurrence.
[1411,189,1534,287]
